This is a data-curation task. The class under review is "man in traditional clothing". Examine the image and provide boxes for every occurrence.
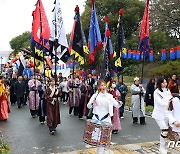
[116,75,128,118]
[10,74,17,105]
[131,77,146,125]
[168,74,179,96]
[14,76,26,109]
[67,74,80,116]
[87,73,95,95]
[45,78,61,135]
[0,76,10,121]
[28,75,41,118]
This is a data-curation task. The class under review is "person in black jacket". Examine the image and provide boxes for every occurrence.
[14,76,26,109]
[23,75,29,105]
[144,78,155,106]
[10,74,17,105]
[87,73,95,95]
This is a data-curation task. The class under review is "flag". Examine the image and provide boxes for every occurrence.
[115,9,127,70]
[149,50,154,61]
[49,0,70,63]
[88,0,102,64]
[177,46,180,59]
[31,0,50,52]
[170,48,175,60]
[136,50,141,60]
[100,19,112,85]
[69,5,89,65]
[161,49,166,61]
[127,50,132,59]
[103,16,114,59]
[138,0,150,60]
[132,50,137,59]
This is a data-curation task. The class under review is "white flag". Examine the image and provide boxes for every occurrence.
[50,0,68,48]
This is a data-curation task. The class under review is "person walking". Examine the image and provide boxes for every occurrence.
[131,77,146,125]
[14,76,26,109]
[152,78,173,154]
[116,75,128,118]
[45,78,61,135]
[86,80,122,154]
[144,78,155,106]
[10,74,17,105]
[0,76,10,121]
[28,75,41,118]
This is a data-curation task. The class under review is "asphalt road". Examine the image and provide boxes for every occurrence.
[0,103,160,154]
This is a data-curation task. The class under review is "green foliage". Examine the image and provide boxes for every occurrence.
[123,64,141,76]
[0,136,11,153]
[150,61,180,79]
[9,31,31,54]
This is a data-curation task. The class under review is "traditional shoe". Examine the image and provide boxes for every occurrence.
[40,121,44,124]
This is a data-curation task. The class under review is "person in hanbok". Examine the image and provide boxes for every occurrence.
[152,78,174,154]
[67,75,80,116]
[131,77,146,125]
[28,75,41,118]
[0,76,10,121]
[109,81,122,134]
[87,80,121,154]
[45,78,61,135]
[38,79,46,124]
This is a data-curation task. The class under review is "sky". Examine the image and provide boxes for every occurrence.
[0,0,86,54]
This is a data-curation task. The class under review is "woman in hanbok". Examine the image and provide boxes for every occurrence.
[109,82,122,134]
[0,76,10,121]
[87,80,121,154]
[28,75,41,118]
[45,78,61,135]
[67,75,80,116]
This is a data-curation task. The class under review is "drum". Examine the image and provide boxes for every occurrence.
[83,120,112,147]
[168,127,180,142]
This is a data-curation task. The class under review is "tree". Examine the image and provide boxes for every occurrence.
[9,31,31,54]
[151,0,180,40]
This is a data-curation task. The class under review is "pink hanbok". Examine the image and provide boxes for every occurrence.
[28,79,41,110]
[109,89,121,131]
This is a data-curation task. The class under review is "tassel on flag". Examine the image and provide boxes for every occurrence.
[177,46,180,59]
[136,50,141,60]
[132,50,137,59]
[161,49,166,61]
[170,48,175,60]
[149,50,154,61]
[127,50,132,59]
[88,0,102,64]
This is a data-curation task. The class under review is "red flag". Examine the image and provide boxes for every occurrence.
[138,0,150,57]
[31,0,50,51]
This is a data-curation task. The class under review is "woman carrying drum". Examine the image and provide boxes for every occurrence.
[85,79,122,154]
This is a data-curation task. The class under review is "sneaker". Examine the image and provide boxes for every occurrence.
[159,147,167,154]
[79,117,83,120]
[40,121,44,124]
[120,116,124,119]
[51,131,55,135]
